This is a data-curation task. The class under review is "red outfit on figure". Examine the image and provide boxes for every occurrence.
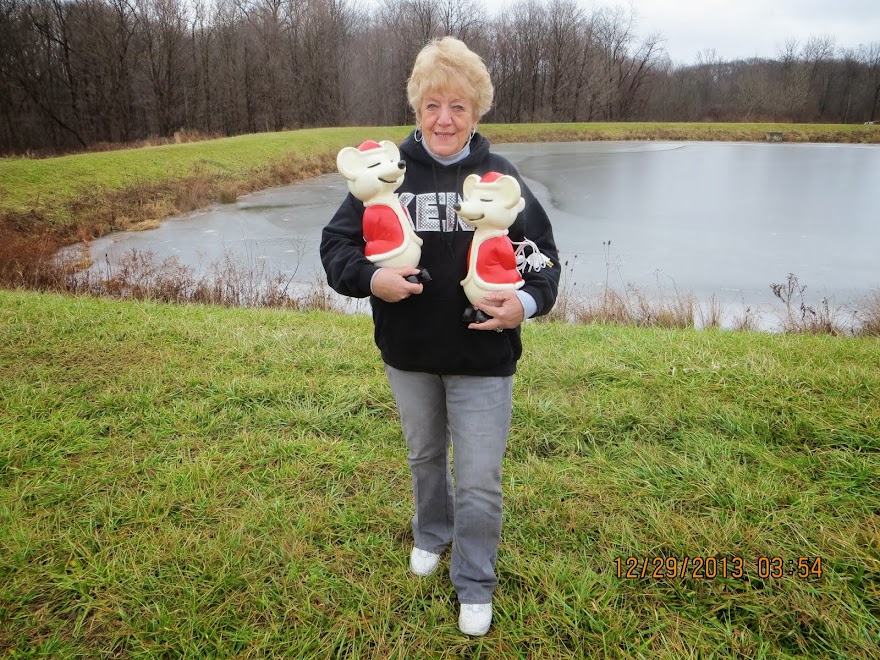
[363,205,405,257]
[469,236,523,285]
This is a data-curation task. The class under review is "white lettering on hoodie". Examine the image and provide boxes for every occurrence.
[399,192,474,233]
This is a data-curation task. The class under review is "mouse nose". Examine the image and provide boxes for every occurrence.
[453,202,461,212]
[397,160,406,169]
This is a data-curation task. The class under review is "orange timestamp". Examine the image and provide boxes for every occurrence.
[614,556,823,580]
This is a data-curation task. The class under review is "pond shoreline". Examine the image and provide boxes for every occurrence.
[3,127,879,335]
[59,139,880,336]
[2,122,878,242]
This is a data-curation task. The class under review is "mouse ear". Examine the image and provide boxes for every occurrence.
[379,140,400,161]
[462,174,481,201]
[496,175,524,209]
[336,147,361,180]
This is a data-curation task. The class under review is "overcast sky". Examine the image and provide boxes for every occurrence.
[482,0,880,65]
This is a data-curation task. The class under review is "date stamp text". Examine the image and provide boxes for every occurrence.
[614,556,824,580]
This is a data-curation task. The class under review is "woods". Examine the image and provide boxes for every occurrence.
[2,0,879,155]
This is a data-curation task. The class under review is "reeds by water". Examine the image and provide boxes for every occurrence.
[3,243,876,336]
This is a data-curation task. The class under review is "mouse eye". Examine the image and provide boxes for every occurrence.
[480,198,493,203]
[367,162,380,169]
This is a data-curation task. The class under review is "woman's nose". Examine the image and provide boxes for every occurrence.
[436,105,452,124]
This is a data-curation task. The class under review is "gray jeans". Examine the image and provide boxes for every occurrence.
[384,364,513,604]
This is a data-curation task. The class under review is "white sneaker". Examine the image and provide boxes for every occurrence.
[409,548,440,576]
[459,603,492,636]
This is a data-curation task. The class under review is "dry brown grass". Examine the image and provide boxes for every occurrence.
[569,285,696,328]
[0,151,337,287]
[0,224,64,286]
[853,288,880,337]
[770,273,850,335]
[544,247,698,329]
[66,151,335,239]
[6,241,878,337]
[730,304,760,332]
[0,244,344,312]
[697,294,723,329]
[544,284,697,329]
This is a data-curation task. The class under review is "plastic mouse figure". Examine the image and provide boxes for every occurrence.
[336,140,430,284]
[454,172,525,324]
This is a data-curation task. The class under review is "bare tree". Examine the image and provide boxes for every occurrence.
[860,41,880,122]
[298,0,354,127]
[436,0,482,42]
[139,0,188,136]
[591,5,661,120]
[3,0,880,155]
[7,0,90,146]
[802,35,837,119]
[377,0,444,125]
[545,0,584,121]
[188,0,213,132]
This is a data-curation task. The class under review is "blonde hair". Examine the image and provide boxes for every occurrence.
[407,37,494,122]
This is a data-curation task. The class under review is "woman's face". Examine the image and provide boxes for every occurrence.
[418,90,477,157]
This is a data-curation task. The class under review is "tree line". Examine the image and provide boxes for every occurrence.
[1,0,879,155]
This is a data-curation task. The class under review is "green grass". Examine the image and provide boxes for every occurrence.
[481,121,880,144]
[1,122,876,231]
[1,290,878,657]
[0,127,411,228]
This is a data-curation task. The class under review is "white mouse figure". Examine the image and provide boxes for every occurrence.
[454,172,525,324]
[336,140,430,283]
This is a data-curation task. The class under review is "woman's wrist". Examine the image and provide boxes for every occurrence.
[515,290,538,319]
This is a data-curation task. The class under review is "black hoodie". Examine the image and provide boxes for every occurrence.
[320,131,560,376]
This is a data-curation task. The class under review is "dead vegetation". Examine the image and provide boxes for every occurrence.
[4,245,347,312]
[0,150,337,286]
[3,140,878,337]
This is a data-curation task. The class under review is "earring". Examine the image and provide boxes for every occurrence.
[414,127,423,143]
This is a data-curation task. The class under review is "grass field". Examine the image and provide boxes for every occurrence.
[1,122,877,235]
[0,127,412,220]
[1,290,878,657]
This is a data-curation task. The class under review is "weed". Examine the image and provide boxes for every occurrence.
[771,273,847,335]
[551,243,697,329]
[217,184,239,205]
[0,225,63,285]
[731,301,759,332]
[698,293,723,329]
[852,288,880,337]
[542,254,581,323]
[297,275,341,313]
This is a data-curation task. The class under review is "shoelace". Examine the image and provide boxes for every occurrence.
[462,604,490,616]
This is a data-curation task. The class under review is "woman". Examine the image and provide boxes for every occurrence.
[320,37,559,636]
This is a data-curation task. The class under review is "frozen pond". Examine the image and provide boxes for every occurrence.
[83,141,880,324]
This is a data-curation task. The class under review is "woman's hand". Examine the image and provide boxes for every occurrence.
[371,267,424,302]
[469,291,525,331]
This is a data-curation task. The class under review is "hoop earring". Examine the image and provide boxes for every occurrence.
[414,127,423,143]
